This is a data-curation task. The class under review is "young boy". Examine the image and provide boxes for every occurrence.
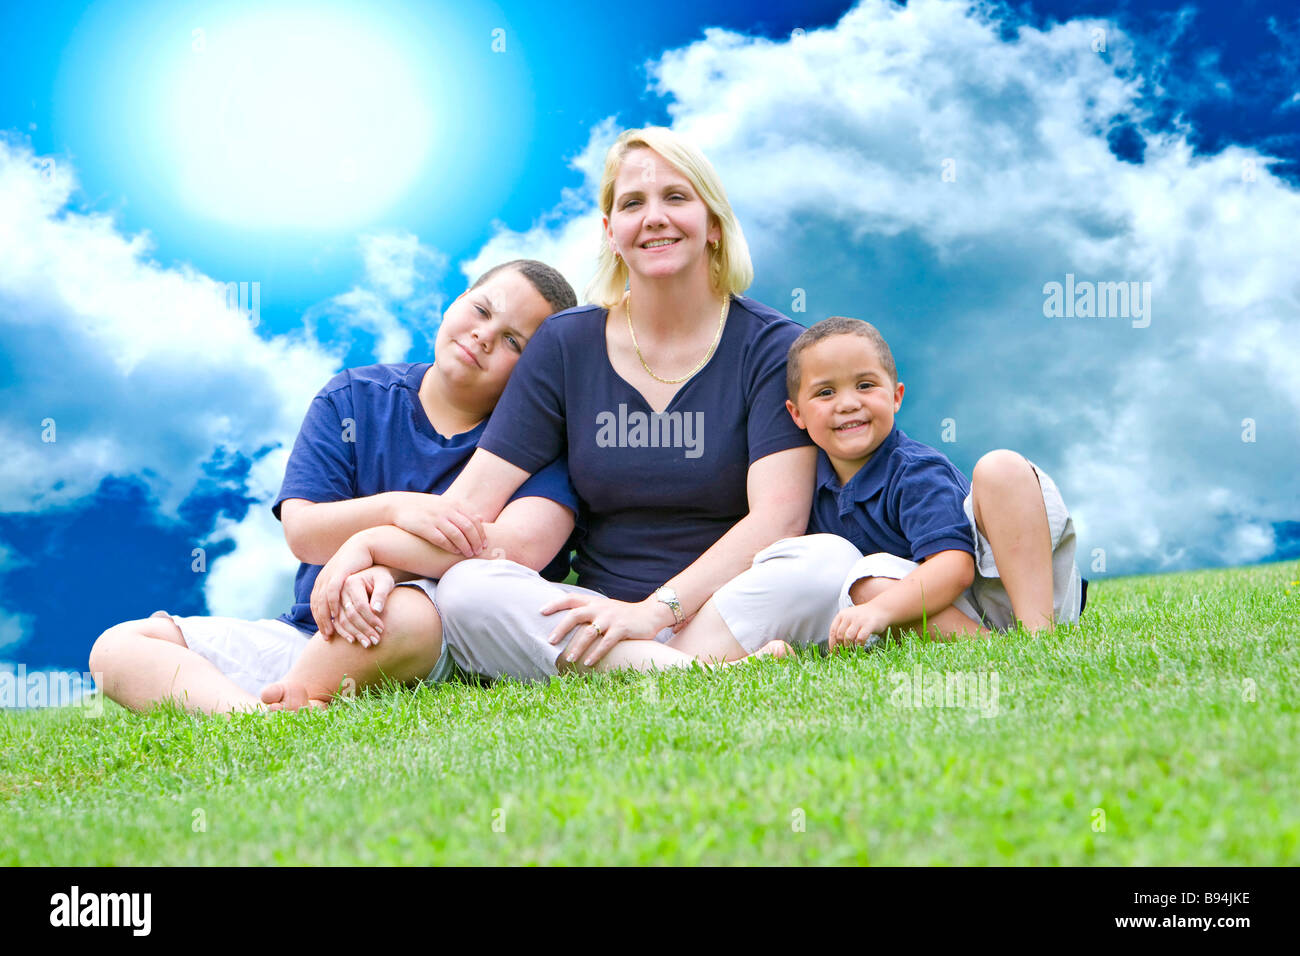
[787,315,1085,649]
[89,260,580,713]
[663,315,1086,666]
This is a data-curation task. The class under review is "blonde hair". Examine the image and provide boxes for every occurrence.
[585,127,753,308]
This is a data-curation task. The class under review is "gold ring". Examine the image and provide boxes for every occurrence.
[590,624,604,637]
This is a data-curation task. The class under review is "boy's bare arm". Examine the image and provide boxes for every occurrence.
[310,497,575,640]
[832,549,976,646]
[368,496,573,576]
[279,492,487,566]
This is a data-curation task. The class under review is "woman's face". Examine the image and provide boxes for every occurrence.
[604,147,720,285]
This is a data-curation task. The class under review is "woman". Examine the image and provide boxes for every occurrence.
[399,126,862,681]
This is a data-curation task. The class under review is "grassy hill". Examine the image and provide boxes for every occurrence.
[2,560,1297,865]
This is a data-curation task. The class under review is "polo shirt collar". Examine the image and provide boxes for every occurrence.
[816,427,903,515]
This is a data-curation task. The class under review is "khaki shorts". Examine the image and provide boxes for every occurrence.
[839,461,1083,630]
[168,578,453,695]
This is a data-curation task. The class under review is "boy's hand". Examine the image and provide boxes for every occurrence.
[311,537,378,641]
[829,604,886,651]
[385,492,485,557]
[329,566,397,647]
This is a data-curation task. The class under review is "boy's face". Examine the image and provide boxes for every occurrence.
[433,268,554,401]
[786,334,905,477]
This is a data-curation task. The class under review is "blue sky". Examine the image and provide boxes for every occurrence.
[1,0,1297,674]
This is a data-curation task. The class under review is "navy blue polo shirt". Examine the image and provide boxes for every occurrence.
[272,362,579,634]
[807,427,975,561]
[479,296,813,602]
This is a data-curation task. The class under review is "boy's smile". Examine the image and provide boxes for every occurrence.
[786,334,905,485]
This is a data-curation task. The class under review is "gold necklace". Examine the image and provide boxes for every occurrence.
[624,292,729,385]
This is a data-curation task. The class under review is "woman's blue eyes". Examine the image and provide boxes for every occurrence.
[621,194,688,209]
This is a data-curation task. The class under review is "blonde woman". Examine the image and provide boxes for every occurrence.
[292,127,860,691]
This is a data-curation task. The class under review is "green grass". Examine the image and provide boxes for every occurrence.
[2,560,1298,865]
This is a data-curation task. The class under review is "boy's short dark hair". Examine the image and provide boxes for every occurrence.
[786,316,898,400]
[469,259,577,315]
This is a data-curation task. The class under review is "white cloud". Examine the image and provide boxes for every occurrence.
[0,607,32,653]
[461,117,620,294]
[304,231,447,363]
[360,231,444,300]
[462,0,1300,574]
[0,138,340,516]
[202,450,301,621]
[0,138,339,624]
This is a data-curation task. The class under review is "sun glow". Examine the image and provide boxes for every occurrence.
[167,11,434,229]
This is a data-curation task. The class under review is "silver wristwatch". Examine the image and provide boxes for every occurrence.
[653,586,684,626]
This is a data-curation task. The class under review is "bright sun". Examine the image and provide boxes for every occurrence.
[168,11,434,229]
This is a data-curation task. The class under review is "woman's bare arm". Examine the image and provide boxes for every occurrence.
[442,448,536,522]
[662,445,817,621]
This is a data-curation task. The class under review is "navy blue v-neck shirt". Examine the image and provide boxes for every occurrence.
[479,297,813,602]
[272,362,578,634]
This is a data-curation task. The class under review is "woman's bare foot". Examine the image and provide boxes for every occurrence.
[722,639,795,666]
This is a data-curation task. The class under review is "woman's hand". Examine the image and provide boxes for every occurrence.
[311,536,380,640]
[542,594,676,668]
[385,491,486,557]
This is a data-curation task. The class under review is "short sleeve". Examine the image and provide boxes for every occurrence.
[894,458,975,561]
[509,455,579,514]
[745,319,815,464]
[479,318,568,475]
[273,376,357,519]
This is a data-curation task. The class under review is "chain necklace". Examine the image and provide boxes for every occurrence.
[624,291,729,385]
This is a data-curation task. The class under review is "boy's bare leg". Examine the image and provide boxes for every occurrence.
[261,587,443,711]
[849,577,987,641]
[970,450,1054,631]
[89,615,265,714]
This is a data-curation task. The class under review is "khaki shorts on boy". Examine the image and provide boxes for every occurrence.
[837,461,1083,629]
[165,577,454,696]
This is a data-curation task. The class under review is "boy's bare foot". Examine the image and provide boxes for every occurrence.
[260,680,327,712]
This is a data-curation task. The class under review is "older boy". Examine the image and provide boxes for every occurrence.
[90,260,579,712]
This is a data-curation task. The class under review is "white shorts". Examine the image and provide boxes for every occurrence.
[164,614,312,697]
[166,578,452,695]
[840,461,1083,630]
